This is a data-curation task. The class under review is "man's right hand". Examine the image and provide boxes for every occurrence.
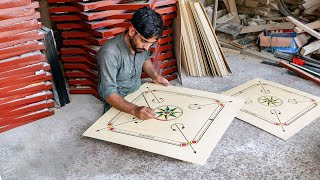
[134,106,155,120]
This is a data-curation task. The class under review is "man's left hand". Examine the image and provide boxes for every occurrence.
[154,75,169,86]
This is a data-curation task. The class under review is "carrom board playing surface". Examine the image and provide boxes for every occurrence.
[223,78,320,140]
[83,83,244,165]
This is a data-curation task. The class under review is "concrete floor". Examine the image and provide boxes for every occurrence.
[1,54,320,179]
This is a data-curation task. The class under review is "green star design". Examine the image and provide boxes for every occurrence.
[156,106,179,120]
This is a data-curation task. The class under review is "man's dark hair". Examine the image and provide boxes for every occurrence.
[131,7,164,39]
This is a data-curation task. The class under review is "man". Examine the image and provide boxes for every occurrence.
[97,7,169,120]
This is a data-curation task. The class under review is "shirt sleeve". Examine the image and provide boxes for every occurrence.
[98,48,119,100]
[144,50,151,61]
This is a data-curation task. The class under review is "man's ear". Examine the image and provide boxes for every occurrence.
[128,26,136,37]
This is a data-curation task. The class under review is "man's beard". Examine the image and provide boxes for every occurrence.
[130,36,145,53]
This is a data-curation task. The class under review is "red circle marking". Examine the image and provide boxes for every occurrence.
[181,143,187,147]
[109,128,114,131]
[192,140,197,144]
[215,100,219,102]
[220,104,224,107]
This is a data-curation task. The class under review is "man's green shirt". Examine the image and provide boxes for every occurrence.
[97,32,150,111]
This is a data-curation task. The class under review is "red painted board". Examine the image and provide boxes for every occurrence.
[0,8,35,21]
[0,79,49,95]
[79,9,126,21]
[0,1,38,15]
[0,52,44,70]
[85,36,113,46]
[91,27,127,38]
[0,82,52,99]
[0,19,39,32]
[0,62,48,78]
[0,0,31,10]
[81,45,100,56]
[0,109,54,133]
[61,55,92,63]
[0,12,40,27]
[56,23,85,30]
[155,5,177,15]
[69,86,97,94]
[68,78,97,86]
[65,70,89,78]
[83,19,126,30]
[94,0,155,11]
[48,0,80,3]
[63,39,91,46]
[154,0,177,7]
[0,30,38,43]
[0,23,42,40]
[0,41,44,60]
[74,0,123,11]
[62,30,93,38]
[0,71,51,87]
[49,6,81,13]
[61,47,87,55]
[0,100,54,118]
[0,32,44,49]
[51,14,81,22]
[0,91,53,110]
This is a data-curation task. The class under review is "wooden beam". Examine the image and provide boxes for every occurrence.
[294,20,320,33]
[221,47,241,55]
[288,16,320,39]
[212,0,219,29]
[294,34,310,48]
[260,36,292,47]
[301,0,320,9]
[300,40,320,55]
[223,0,230,12]
[240,22,294,34]
[279,60,320,85]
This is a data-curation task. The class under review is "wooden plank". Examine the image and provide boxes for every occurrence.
[228,0,240,24]
[259,36,292,47]
[223,0,230,12]
[245,0,259,7]
[301,0,320,9]
[240,22,294,34]
[300,40,320,55]
[212,0,218,29]
[294,34,310,48]
[294,20,320,33]
[288,16,320,39]
[222,47,241,55]
[303,3,320,14]
[279,60,320,85]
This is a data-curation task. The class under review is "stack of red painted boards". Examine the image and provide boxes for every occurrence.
[48,0,178,98]
[0,0,55,133]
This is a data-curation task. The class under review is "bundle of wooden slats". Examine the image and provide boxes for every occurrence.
[0,0,56,132]
[178,0,232,77]
[48,0,178,98]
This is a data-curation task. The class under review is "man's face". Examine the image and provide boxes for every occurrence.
[130,30,158,53]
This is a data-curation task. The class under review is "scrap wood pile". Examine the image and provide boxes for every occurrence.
[48,0,178,98]
[204,0,320,85]
[0,0,70,133]
[178,0,232,77]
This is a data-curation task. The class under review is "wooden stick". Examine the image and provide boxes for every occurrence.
[300,40,320,55]
[279,60,320,85]
[288,16,320,39]
[212,0,219,29]
[294,20,320,33]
